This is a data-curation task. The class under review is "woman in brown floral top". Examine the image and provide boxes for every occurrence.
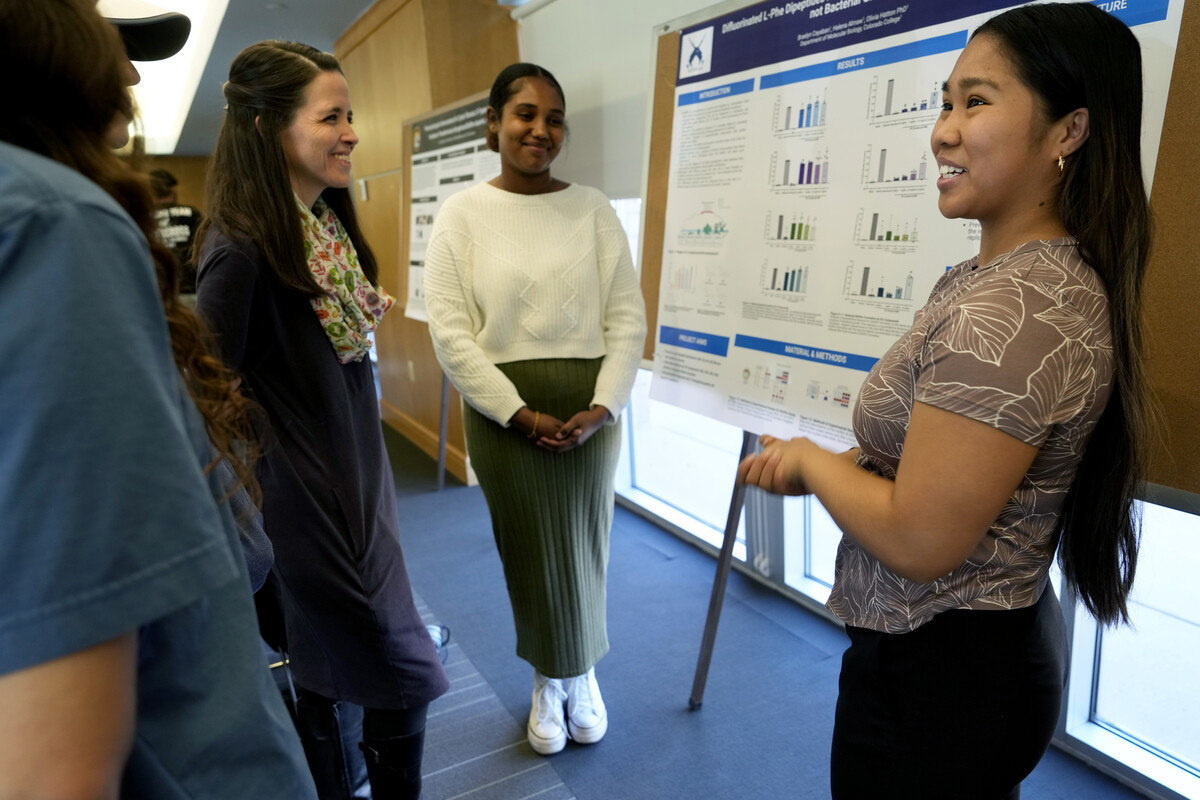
[738,4,1151,798]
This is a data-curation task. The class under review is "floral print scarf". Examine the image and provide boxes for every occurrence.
[297,195,394,364]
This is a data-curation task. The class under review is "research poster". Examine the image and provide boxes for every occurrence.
[405,99,500,321]
[651,0,1183,449]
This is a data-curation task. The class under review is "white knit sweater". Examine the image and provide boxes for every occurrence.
[424,182,647,425]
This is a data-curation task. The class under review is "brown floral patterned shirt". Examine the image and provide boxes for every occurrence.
[827,238,1113,633]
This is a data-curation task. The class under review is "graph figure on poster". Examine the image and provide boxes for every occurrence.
[770,148,830,187]
[668,264,696,293]
[773,87,828,133]
[861,145,929,186]
[866,76,941,120]
[765,209,817,243]
[853,208,918,247]
[760,260,810,298]
[843,261,915,302]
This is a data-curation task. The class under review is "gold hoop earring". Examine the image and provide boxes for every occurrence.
[1057,154,1066,177]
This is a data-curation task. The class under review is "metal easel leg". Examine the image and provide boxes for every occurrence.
[689,429,758,710]
[437,374,449,491]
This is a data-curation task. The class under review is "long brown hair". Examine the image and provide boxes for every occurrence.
[0,0,259,503]
[975,3,1151,625]
[196,40,377,294]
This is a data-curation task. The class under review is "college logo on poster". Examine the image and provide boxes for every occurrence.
[680,26,713,78]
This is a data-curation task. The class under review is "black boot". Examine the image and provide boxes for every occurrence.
[295,690,368,799]
[359,727,425,799]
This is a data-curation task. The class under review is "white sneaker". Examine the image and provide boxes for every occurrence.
[564,667,607,744]
[527,670,567,755]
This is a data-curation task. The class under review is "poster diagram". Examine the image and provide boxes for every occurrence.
[678,207,730,246]
[652,0,1183,449]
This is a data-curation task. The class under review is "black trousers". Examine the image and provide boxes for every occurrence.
[295,688,428,800]
[830,587,1068,799]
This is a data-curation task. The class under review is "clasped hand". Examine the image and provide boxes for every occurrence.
[518,405,611,453]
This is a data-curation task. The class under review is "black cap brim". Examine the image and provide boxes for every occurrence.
[114,13,191,62]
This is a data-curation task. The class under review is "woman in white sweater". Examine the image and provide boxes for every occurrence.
[424,63,646,756]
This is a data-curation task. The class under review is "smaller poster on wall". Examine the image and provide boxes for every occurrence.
[405,98,500,321]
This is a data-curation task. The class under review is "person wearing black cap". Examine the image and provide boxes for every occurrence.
[98,0,191,149]
[0,1,318,797]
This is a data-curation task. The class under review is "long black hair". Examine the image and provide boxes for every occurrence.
[975,2,1151,625]
[196,40,377,295]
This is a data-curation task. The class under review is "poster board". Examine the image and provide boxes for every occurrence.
[402,92,500,321]
[639,0,1198,495]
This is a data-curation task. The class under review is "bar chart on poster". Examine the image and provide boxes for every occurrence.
[647,0,1184,450]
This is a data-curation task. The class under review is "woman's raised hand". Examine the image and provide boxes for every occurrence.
[736,435,817,496]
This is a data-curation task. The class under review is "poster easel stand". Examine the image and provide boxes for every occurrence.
[436,374,450,491]
[689,429,758,710]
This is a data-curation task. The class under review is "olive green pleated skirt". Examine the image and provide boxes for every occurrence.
[463,357,619,678]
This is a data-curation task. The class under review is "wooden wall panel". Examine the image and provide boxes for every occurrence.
[139,155,209,212]
[422,0,521,108]
[356,171,402,324]
[338,0,431,178]
[336,0,413,55]
[357,168,466,471]
[1144,0,1200,495]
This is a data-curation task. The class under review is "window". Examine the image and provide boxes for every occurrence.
[782,496,839,602]
[1062,499,1200,799]
[619,369,746,555]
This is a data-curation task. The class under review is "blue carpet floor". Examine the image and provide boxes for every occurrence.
[384,427,1146,799]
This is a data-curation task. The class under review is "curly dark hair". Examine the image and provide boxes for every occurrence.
[0,0,260,507]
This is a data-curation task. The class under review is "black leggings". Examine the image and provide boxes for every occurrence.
[830,587,1068,799]
[363,704,429,739]
[294,689,428,800]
